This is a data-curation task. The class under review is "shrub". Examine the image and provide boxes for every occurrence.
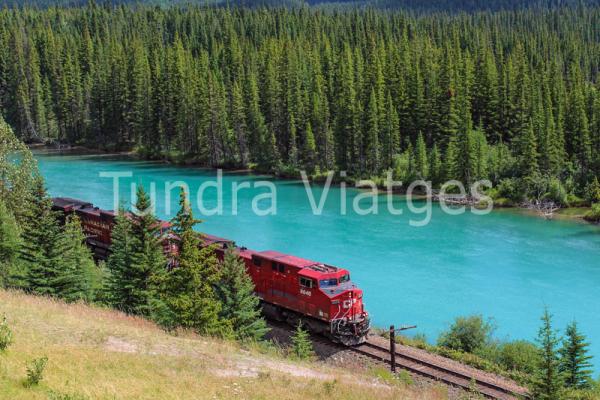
[24,356,48,387]
[584,204,600,223]
[437,315,495,353]
[584,177,600,204]
[497,340,541,375]
[544,178,568,206]
[290,322,314,360]
[0,314,12,352]
[495,178,522,203]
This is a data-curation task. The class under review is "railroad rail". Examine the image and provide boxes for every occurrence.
[266,320,529,400]
[351,340,529,400]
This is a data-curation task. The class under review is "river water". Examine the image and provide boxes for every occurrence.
[36,152,600,369]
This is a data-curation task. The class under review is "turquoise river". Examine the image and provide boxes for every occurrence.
[36,152,600,370]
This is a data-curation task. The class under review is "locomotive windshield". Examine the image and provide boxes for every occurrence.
[319,278,338,287]
[339,274,350,283]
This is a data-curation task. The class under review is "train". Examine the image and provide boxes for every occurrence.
[52,197,371,345]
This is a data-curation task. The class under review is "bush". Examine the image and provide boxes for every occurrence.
[497,340,541,375]
[584,204,600,223]
[584,177,600,204]
[290,322,314,360]
[24,356,48,387]
[544,178,568,206]
[495,178,523,203]
[0,314,12,352]
[438,315,495,353]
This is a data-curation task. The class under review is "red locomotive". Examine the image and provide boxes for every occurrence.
[52,197,370,345]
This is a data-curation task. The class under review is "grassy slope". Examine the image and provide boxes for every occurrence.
[0,290,446,400]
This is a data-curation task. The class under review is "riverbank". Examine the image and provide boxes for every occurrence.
[31,145,596,225]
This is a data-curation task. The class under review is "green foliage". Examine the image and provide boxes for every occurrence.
[437,315,495,354]
[0,314,12,352]
[216,248,268,341]
[584,204,600,223]
[585,178,600,204]
[152,188,231,336]
[290,322,314,360]
[533,308,563,400]
[0,198,20,286]
[0,4,597,197]
[0,115,38,226]
[560,321,594,390]
[496,340,541,375]
[24,356,48,387]
[19,177,67,296]
[54,215,97,302]
[107,186,166,316]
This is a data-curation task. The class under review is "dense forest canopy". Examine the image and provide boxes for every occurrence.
[0,3,599,202]
[1,0,599,11]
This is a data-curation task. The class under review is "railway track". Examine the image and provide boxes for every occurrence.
[351,340,528,400]
[267,321,527,399]
[266,321,528,399]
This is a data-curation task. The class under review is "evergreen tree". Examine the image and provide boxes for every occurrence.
[106,212,136,309]
[19,177,65,296]
[108,186,165,316]
[152,188,229,336]
[291,322,315,360]
[364,89,380,175]
[414,132,428,180]
[55,215,96,302]
[534,308,563,400]
[559,321,593,389]
[429,144,443,187]
[216,248,268,342]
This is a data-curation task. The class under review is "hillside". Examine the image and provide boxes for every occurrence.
[0,289,446,400]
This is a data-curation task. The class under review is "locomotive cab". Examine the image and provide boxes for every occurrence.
[309,267,370,346]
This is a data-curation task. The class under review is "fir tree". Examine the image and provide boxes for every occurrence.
[429,144,443,187]
[559,321,593,389]
[414,132,428,180]
[291,322,315,360]
[216,248,268,342]
[19,177,64,296]
[534,308,563,400]
[108,186,165,316]
[106,212,136,309]
[54,215,96,302]
[152,188,230,336]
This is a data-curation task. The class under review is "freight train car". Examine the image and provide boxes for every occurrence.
[52,197,370,345]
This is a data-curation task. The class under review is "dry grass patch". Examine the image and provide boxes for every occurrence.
[0,289,446,399]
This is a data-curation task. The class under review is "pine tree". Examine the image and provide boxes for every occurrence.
[19,177,65,296]
[55,215,96,302]
[106,212,136,309]
[107,186,165,316]
[517,122,539,178]
[559,321,593,389]
[364,89,380,175]
[534,308,563,400]
[429,144,443,187]
[152,188,230,336]
[291,322,315,360]
[381,92,400,170]
[414,132,428,180]
[216,248,268,342]
[302,122,317,174]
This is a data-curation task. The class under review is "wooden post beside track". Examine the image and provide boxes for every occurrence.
[389,325,396,373]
